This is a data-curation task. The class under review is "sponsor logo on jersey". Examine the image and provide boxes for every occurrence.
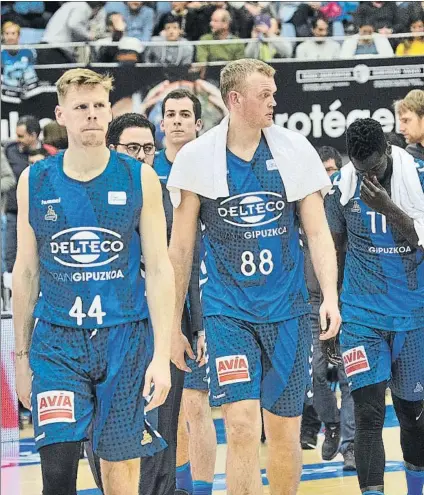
[51,270,125,283]
[37,390,75,426]
[44,205,57,222]
[108,191,127,205]
[216,355,250,386]
[141,430,153,446]
[50,227,124,268]
[266,159,278,171]
[218,192,285,228]
[351,200,361,213]
[342,346,370,377]
[41,198,61,205]
[414,382,424,394]
[368,246,412,254]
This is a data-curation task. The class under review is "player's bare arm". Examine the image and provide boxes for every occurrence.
[361,175,420,248]
[299,191,341,339]
[168,189,199,372]
[12,168,40,410]
[140,164,175,412]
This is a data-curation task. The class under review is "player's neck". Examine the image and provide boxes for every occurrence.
[63,146,111,181]
[227,116,262,160]
[165,143,184,164]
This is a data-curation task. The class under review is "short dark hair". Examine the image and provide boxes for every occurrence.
[312,16,328,30]
[106,113,155,146]
[384,131,406,149]
[28,147,49,158]
[346,118,387,160]
[161,89,202,121]
[17,115,40,137]
[163,14,182,27]
[317,146,342,169]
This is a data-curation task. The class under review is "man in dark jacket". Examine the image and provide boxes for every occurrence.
[4,115,42,273]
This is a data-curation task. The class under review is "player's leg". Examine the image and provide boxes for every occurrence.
[93,321,166,494]
[390,328,424,495]
[258,316,312,495]
[222,400,263,495]
[340,323,392,494]
[204,315,264,494]
[338,365,356,470]
[101,458,141,495]
[176,402,193,494]
[30,322,95,495]
[263,412,302,495]
[183,389,216,494]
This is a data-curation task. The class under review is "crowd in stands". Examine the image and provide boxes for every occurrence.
[1,1,424,68]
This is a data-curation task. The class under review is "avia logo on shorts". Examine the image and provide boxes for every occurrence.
[342,346,370,377]
[37,390,75,427]
[216,355,250,386]
[50,227,124,268]
[218,192,285,228]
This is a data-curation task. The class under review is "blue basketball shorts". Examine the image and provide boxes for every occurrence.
[204,314,312,417]
[184,334,208,392]
[30,319,167,461]
[340,323,424,401]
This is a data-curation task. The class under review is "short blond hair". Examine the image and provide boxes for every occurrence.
[56,68,114,102]
[394,89,424,118]
[220,59,275,107]
[2,21,20,34]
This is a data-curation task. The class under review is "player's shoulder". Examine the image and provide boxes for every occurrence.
[270,124,312,146]
[30,152,61,176]
[414,157,424,187]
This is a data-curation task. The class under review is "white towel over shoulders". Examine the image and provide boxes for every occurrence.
[167,115,331,207]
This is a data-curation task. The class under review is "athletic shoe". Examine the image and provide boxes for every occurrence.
[343,445,356,471]
[301,428,318,450]
[322,423,340,460]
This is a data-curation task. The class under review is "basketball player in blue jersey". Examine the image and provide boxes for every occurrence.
[157,89,217,495]
[325,118,424,495]
[13,68,175,495]
[168,59,341,495]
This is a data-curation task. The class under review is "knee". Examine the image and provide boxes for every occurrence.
[352,383,386,430]
[393,395,424,433]
[265,413,301,449]
[183,390,210,425]
[223,402,261,447]
[101,458,140,479]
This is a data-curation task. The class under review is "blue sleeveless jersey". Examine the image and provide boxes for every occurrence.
[325,161,424,331]
[199,136,309,323]
[29,150,149,329]
[153,149,171,184]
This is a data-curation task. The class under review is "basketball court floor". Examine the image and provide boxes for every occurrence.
[6,396,407,495]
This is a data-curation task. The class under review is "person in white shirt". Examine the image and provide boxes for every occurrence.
[295,17,340,60]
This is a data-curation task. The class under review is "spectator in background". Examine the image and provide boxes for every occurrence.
[94,12,126,62]
[295,16,340,59]
[396,16,424,56]
[1,147,16,216]
[4,115,43,273]
[196,9,244,63]
[353,1,407,34]
[154,2,204,41]
[40,2,106,63]
[1,21,39,101]
[245,14,292,61]
[145,14,193,65]
[42,121,68,154]
[105,1,154,42]
[0,1,51,29]
[28,147,49,165]
[384,131,407,149]
[403,1,424,30]
[290,2,327,37]
[340,20,394,57]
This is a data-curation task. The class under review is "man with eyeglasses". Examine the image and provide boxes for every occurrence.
[107,113,156,166]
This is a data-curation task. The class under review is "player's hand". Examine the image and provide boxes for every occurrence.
[196,335,206,367]
[143,355,171,413]
[319,298,341,340]
[15,356,32,410]
[360,176,393,214]
[171,330,195,373]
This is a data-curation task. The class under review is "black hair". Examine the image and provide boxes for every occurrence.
[163,14,182,27]
[161,89,202,121]
[17,115,40,137]
[106,113,155,146]
[346,118,387,160]
[317,145,342,169]
[312,16,329,30]
[28,147,49,158]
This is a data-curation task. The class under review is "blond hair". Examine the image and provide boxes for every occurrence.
[2,21,20,34]
[56,68,114,102]
[394,89,424,118]
[220,59,275,107]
